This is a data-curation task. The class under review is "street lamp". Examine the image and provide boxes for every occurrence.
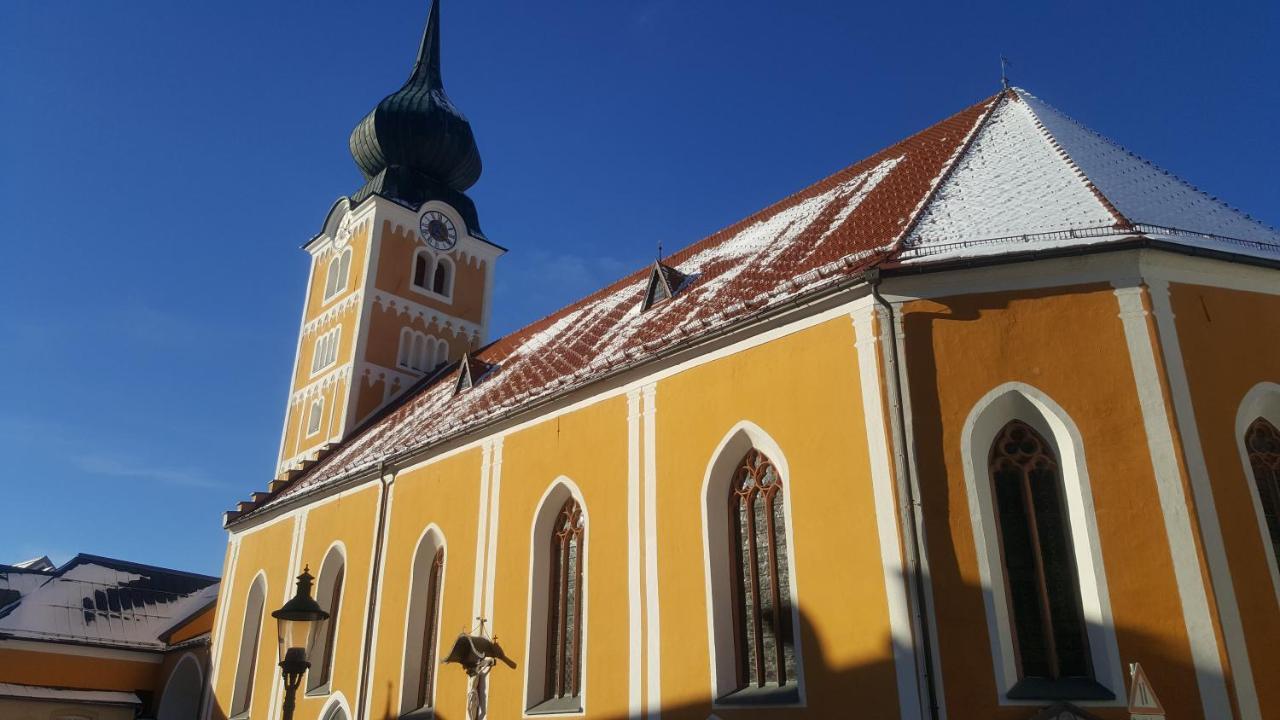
[271,566,330,720]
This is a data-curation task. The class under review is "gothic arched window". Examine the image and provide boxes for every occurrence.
[401,531,446,713]
[323,248,352,302]
[729,449,795,692]
[989,420,1092,683]
[307,549,345,693]
[230,576,266,717]
[544,497,585,705]
[1246,417,1280,567]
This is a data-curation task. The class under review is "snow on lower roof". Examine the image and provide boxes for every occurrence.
[240,86,1280,520]
[0,555,219,650]
[0,682,141,706]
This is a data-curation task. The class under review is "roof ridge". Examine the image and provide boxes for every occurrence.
[891,90,1008,254]
[1010,87,1133,230]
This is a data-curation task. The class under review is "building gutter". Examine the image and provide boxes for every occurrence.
[864,267,941,720]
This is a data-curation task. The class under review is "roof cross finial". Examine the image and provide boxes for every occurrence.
[1000,55,1012,90]
[657,239,663,261]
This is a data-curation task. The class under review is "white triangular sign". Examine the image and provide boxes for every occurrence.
[1127,662,1165,718]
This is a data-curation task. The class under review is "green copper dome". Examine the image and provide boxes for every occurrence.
[348,0,482,193]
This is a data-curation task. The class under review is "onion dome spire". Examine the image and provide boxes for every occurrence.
[348,0,482,193]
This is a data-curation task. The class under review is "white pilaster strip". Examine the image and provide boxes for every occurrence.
[627,389,644,718]
[1144,279,1261,719]
[360,477,397,720]
[1113,283,1233,718]
[483,437,504,622]
[472,442,494,624]
[641,383,662,718]
[202,533,241,720]
[851,302,923,720]
[269,510,307,720]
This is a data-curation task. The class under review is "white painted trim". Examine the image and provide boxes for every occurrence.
[850,301,922,720]
[229,571,268,719]
[483,437,504,624]
[357,476,393,720]
[1146,277,1262,720]
[472,442,493,624]
[1113,283,1233,718]
[958,382,1124,705]
[521,478,590,717]
[397,523,448,714]
[699,420,806,708]
[1235,381,1280,606]
[640,384,662,718]
[318,691,353,720]
[625,389,643,719]
[203,534,239,720]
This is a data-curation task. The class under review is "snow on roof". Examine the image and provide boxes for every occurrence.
[0,555,219,650]
[239,87,1280,520]
[0,682,142,706]
[900,88,1280,261]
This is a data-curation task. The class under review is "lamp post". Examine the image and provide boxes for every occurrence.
[271,566,330,720]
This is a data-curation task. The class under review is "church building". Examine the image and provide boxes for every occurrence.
[208,3,1280,720]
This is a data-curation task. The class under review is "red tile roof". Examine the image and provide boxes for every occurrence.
[229,93,998,520]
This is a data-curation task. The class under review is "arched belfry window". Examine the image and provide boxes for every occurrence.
[323,248,352,302]
[230,575,266,717]
[989,420,1092,686]
[413,251,432,290]
[1246,417,1280,568]
[401,530,446,714]
[729,449,796,693]
[526,486,587,714]
[432,258,452,296]
[307,548,345,693]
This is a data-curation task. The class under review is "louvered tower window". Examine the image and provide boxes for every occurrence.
[989,420,1092,683]
[544,497,585,704]
[1246,417,1280,568]
[729,449,795,692]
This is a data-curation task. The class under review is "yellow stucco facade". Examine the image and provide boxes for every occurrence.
[212,250,1280,720]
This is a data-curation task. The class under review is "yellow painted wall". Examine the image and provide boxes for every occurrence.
[366,448,485,720]
[373,220,487,326]
[209,516,296,720]
[657,316,902,718]
[901,285,1200,719]
[1169,281,1280,718]
[484,396,633,719]
[291,484,382,719]
[304,224,371,321]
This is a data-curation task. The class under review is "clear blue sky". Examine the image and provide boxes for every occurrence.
[1,1,1276,576]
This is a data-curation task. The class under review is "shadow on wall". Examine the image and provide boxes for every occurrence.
[206,597,1207,720]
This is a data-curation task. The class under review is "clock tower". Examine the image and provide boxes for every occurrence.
[275,0,502,475]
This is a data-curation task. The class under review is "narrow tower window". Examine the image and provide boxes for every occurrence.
[413,251,432,290]
[311,327,340,375]
[1246,417,1280,568]
[989,420,1093,684]
[728,448,795,694]
[542,497,585,708]
[306,399,324,437]
[323,248,352,302]
[432,258,451,296]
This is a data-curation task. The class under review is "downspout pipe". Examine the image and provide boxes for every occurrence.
[356,461,393,720]
[864,267,941,720]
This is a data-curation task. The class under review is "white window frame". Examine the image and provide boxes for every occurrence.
[322,247,353,304]
[699,420,806,708]
[409,247,454,303]
[311,326,341,376]
[306,398,324,438]
[229,572,267,718]
[959,382,1124,705]
[399,525,448,715]
[1235,381,1280,606]
[522,478,589,717]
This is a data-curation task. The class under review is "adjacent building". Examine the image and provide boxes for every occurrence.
[0,554,219,720]
[208,3,1280,719]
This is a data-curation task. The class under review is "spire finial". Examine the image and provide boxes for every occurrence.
[409,0,443,88]
[999,55,1012,90]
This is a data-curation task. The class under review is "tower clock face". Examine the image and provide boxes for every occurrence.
[419,210,458,251]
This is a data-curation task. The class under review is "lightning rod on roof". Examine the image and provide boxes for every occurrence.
[1000,55,1012,90]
